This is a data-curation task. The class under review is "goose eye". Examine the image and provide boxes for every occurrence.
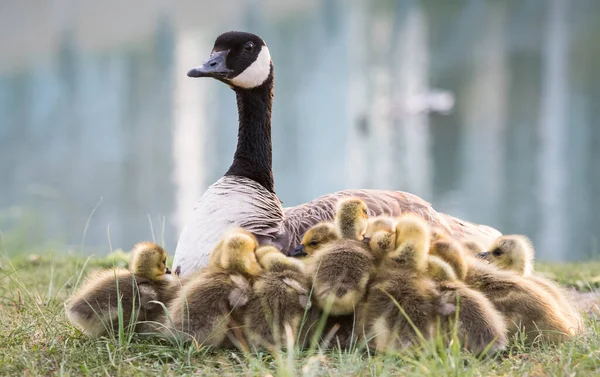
[244,42,255,52]
[492,248,503,257]
[309,240,318,246]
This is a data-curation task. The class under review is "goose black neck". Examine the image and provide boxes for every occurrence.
[225,67,275,192]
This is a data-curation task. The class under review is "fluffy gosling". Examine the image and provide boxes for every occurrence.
[434,239,573,344]
[479,235,583,335]
[303,198,374,315]
[67,242,175,337]
[163,228,260,348]
[429,241,508,354]
[362,215,441,352]
[243,245,312,349]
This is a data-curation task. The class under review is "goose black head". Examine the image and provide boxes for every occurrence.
[187,31,272,89]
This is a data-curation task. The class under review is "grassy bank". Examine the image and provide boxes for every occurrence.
[1,252,600,376]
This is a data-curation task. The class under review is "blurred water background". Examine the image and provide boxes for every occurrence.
[0,0,599,261]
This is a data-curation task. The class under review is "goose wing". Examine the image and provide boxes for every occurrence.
[276,189,500,254]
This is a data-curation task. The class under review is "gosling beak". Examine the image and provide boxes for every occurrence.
[289,244,308,258]
[362,237,371,244]
[165,267,172,274]
[476,252,490,260]
[187,50,233,78]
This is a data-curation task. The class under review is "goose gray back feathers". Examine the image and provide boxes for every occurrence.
[279,189,500,256]
[174,178,501,276]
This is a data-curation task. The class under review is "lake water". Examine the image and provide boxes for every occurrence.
[1,0,599,261]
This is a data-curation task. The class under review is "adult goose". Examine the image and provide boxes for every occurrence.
[173,31,501,277]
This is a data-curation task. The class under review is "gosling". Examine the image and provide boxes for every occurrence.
[478,235,583,334]
[433,239,573,344]
[364,216,397,262]
[290,222,339,259]
[163,228,261,348]
[362,215,441,352]
[67,242,175,337]
[428,242,508,354]
[302,197,374,315]
[243,245,311,349]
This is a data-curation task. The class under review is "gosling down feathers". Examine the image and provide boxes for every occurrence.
[478,235,583,334]
[172,30,501,276]
[428,241,508,354]
[243,246,311,349]
[434,239,573,344]
[364,216,397,263]
[300,198,375,316]
[362,215,441,352]
[67,242,175,337]
[163,229,260,348]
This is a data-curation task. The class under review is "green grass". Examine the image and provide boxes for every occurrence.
[1,252,600,376]
[537,262,600,291]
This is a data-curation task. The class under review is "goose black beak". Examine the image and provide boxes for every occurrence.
[289,244,308,258]
[187,50,233,78]
[362,237,371,244]
[165,267,172,274]
[476,252,490,260]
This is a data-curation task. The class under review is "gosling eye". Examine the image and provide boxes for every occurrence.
[244,41,255,52]
[309,240,318,247]
[492,248,503,257]
[362,209,368,216]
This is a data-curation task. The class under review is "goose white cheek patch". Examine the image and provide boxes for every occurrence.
[230,47,272,89]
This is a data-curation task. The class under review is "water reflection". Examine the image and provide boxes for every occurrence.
[0,0,599,261]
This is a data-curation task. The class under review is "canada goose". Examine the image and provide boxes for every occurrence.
[429,239,468,281]
[432,240,573,344]
[478,235,583,334]
[336,198,369,240]
[67,242,175,337]
[163,228,260,347]
[362,215,440,352]
[291,220,362,348]
[243,245,311,349]
[478,235,535,274]
[428,242,508,354]
[292,222,339,259]
[427,255,458,282]
[364,216,397,262]
[173,31,502,276]
[305,198,374,315]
